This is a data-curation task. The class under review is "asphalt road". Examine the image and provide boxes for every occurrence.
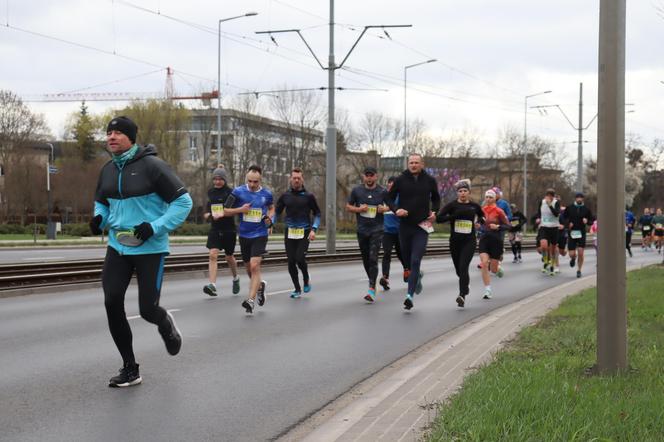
[1,247,660,442]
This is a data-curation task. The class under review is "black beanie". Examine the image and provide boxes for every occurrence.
[107,116,138,143]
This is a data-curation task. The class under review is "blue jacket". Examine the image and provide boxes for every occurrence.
[94,145,193,255]
[496,198,512,220]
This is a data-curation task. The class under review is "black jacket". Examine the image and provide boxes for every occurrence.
[563,204,594,231]
[387,169,441,226]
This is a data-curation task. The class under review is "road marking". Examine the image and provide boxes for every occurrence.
[22,257,65,261]
[268,289,292,296]
[127,308,181,321]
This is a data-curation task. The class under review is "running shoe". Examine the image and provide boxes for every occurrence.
[159,311,182,356]
[414,272,424,294]
[512,258,518,264]
[364,288,376,303]
[548,265,555,276]
[232,277,240,295]
[379,276,390,291]
[290,290,302,299]
[257,280,267,306]
[576,270,582,278]
[518,255,522,263]
[241,298,254,314]
[495,267,504,278]
[203,283,217,297]
[554,267,560,274]
[456,294,466,308]
[570,257,576,268]
[628,249,633,258]
[483,288,492,299]
[403,294,413,310]
[303,283,311,293]
[403,269,410,283]
[108,363,142,388]
[541,262,548,273]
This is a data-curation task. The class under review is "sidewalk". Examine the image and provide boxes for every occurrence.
[279,271,624,442]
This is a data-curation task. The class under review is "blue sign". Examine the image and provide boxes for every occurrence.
[48,166,58,174]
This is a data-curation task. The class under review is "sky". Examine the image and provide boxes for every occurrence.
[2,0,664,163]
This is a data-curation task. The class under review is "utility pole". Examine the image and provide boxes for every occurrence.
[596,0,627,375]
[256,3,410,254]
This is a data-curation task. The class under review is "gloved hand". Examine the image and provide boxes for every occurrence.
[89,215,103,235]
[133,222,154,241]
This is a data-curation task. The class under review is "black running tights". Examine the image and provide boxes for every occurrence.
[102,247,169,365]
[382,232,405,278]
[399,223,429,295]
[450,236,476,296]
[511,241,522,258]
[357,231,383,288]
[285,235,310,292]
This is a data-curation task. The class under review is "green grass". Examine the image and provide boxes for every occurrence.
[427,266,664,441]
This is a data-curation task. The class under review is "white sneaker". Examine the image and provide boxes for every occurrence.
[483,288,492,299]
[554,267,560,274]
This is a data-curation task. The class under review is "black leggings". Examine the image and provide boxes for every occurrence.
[285,234,310,292]
[357,231,383,288]
[626,231,632,252]
[450,236,476,296]
[399,223,429,295]
[382,232,405,278]
[102,247,169,365]
[511,241,522,258]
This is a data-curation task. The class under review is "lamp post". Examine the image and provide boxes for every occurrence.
[46,143,55,239]
[523,90,551,218]
[403,59,436,167]
[217,12,258,167]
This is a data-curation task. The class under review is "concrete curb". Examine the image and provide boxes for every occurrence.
[281,262,652,442]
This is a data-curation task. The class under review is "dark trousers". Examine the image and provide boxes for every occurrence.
[450,236,476,296]
[285,234,310,292]
[511,241,522,258]
[399,223,429,295]
[626,231,632,252]
[382,232,405,278]
[357,231,383,288]
[102,247,169,365]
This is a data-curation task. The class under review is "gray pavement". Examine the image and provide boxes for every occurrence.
[0,247,660,442]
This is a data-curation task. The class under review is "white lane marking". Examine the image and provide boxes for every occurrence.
[22,257,65,261]
[127,308,181,321]
[267,289,292,296]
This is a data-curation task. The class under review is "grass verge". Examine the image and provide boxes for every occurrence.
[427,265,664,441]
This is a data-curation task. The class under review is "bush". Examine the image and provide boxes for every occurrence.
[173,222,210,236]
[0,224,29,234]
[61,223,93,237]
[25,223,46,235]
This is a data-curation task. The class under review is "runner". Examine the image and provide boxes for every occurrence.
[535,189,561,276]
[637,208,654,251]
[563,192,593,278]
[478,189,510,299]
[380,176,408,291]
[386,153,441,310]
[625,208,636,258]
[223,165,274,314]
[436,179,484,307]
[652,208,664,254]
[554,199,568,274]
[203,166,240,297]
[492,186,512,263]
[346,166,389,303]
[91,116,193,387]
[275,168,321,299]
[508,203,526,263]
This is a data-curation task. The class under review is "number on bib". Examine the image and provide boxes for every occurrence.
[643,225,651,231]
[454,220,473,234]
[245,208,263,223]
[211,204,224,218]
[510,219,519,226]
[288,227,305,239]
[570,230,583,239]
[360,205,378,219]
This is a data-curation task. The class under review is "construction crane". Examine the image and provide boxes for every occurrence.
[23,67,219,104]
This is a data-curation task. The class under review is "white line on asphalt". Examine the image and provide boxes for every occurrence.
[127,308,181,321]
[22,257,65,261]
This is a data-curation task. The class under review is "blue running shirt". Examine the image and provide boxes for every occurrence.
[231,185,274,238]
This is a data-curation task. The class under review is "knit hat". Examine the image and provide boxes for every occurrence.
[107,116,138,143]
[491,186,502,196]
[212,167,228,182]
[485,189,496,198]
[454,179,471,191]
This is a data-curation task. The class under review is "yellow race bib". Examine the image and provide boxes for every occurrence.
[360,205,378,219]
[288,227,305,239]
[454,220,473,234]
[211,204,224,217]
[245,208,263,223]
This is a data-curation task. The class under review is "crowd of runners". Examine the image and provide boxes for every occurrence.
[91,116,660,388]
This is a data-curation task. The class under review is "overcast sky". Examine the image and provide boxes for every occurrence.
[2,0,663,162]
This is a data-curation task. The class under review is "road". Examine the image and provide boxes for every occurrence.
[1,248,660,441]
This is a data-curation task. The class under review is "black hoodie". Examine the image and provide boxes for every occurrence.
[387,169,441,226]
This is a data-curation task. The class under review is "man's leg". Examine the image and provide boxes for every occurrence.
[295,237,310,287]
[248,257,262,301]
[285,237,301,292]
[357,232,372,283]
[102,247,136,365]
[406,228,429,295]
[208,248,219,284]
[381,233,395,279]
[578,247,585,272]
[367,231,383,289]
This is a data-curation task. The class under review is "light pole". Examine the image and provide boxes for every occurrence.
[523,90,551,218]
[217,12,258,167]
[46,143,55,239]
[403,59,436,167]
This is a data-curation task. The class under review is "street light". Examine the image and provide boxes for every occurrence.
[523,90,551,217]
[403,59,436,167]
[217,12,258,168]
[46,143,55,239]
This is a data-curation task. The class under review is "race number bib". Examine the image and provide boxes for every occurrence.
[211,204,224,218]
[657,224,663,230]
[454,220,473,234]
[643,225,651,231]
[418,220,434,233]
[510,219,519,227]
[288,227,305,239]
[360,205,378,219]
[244,208,263,223]
[570,230,583,239]
[543,214,557,224]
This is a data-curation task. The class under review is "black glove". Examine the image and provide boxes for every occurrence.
[262,215,273,228]
[133,222,154,241]
[89,214,103,235]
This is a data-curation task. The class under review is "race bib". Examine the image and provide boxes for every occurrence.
[454,220,473,234]
[657,224,663,230]
[570,230,583,239]
[288,227,305,239]
[510,219,519,226]
[543,215,557,224]
[643,225,651,231]
[244,208,262,223]
[360,205,378,219]
[211,204,224,217]
[418,220,434,233]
